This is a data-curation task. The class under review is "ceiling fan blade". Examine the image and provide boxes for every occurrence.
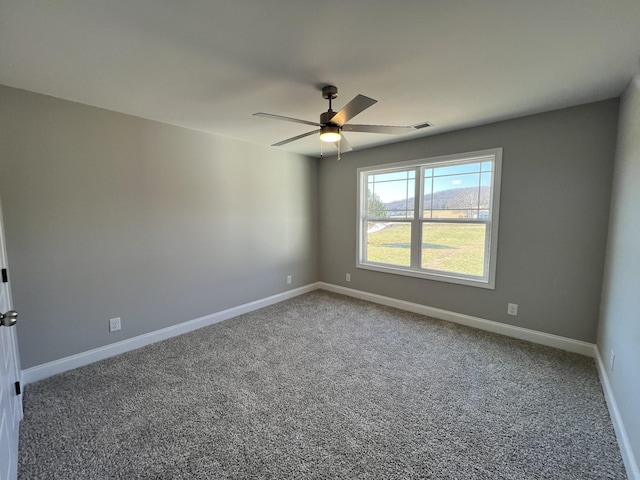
[342,124,416,135]
[254,112,321,127]
[272,129,320,147]
[329,94,377,126]
[337,135,353,153]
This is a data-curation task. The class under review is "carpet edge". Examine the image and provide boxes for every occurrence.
[318,283,596,357]
[21,283,321,385]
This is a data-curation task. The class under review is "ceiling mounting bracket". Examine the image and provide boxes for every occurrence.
[321,85,338,100]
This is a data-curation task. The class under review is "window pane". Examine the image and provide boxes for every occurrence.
[367,170,415,219]
[480,172,492,209]
[366,222,412,267]
[381,179,415,218]
[433,173,480,194]
[366,189,388,219]
[430,173,480,219]
[422,223,486,276]
[433,163,480,176]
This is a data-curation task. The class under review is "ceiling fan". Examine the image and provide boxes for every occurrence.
[254,85,417,158]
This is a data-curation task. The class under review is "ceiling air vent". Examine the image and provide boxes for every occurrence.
[413,121,433,129]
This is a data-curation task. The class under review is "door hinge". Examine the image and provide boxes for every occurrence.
[15,381,21,395]
[1,268,7,283]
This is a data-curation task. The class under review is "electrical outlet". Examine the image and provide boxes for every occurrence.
[286,275,292,285]
[109,317,121,332]
[610,350,615,372]
[346,273,351,282]
[507,303,518,316]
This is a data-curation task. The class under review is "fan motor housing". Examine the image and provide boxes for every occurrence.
[320,111,338,125]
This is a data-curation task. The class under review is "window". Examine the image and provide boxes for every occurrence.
[357,148,502,288]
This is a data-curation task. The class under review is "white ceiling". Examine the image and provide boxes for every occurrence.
[2,1,640,157]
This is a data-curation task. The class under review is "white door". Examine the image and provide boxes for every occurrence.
[0,199,22,480]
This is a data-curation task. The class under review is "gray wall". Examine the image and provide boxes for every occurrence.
[598,76,640,469]
[0,84,621,367]
[318,100,619,343]
[0,85,318,369]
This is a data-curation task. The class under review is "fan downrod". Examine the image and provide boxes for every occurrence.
[321,85,339,123]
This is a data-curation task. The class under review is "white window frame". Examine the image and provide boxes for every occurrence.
[357,148,502,289]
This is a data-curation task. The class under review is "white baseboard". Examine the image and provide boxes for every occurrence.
[22,281,596,380]
[22,280,635,477]
[594,348,640,480]
[318,282,597,357]
[21,283,321,385]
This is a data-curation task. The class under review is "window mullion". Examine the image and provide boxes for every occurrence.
[359,174,368,264]
[410,167,423,269]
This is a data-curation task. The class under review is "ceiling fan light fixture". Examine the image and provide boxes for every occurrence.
[255,85,414,151]
[320,125,341,143]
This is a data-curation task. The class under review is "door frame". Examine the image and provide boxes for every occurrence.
[0,197,23,480]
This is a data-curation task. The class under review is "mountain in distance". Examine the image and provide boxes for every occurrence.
[384,186,490,212]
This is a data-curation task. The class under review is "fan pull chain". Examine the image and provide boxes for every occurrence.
[337,137,341,161]
[319,139,323,157]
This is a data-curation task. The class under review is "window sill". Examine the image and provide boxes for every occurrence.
[357,262,496,289]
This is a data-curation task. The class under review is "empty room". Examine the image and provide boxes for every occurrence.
[1,1,639,479]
